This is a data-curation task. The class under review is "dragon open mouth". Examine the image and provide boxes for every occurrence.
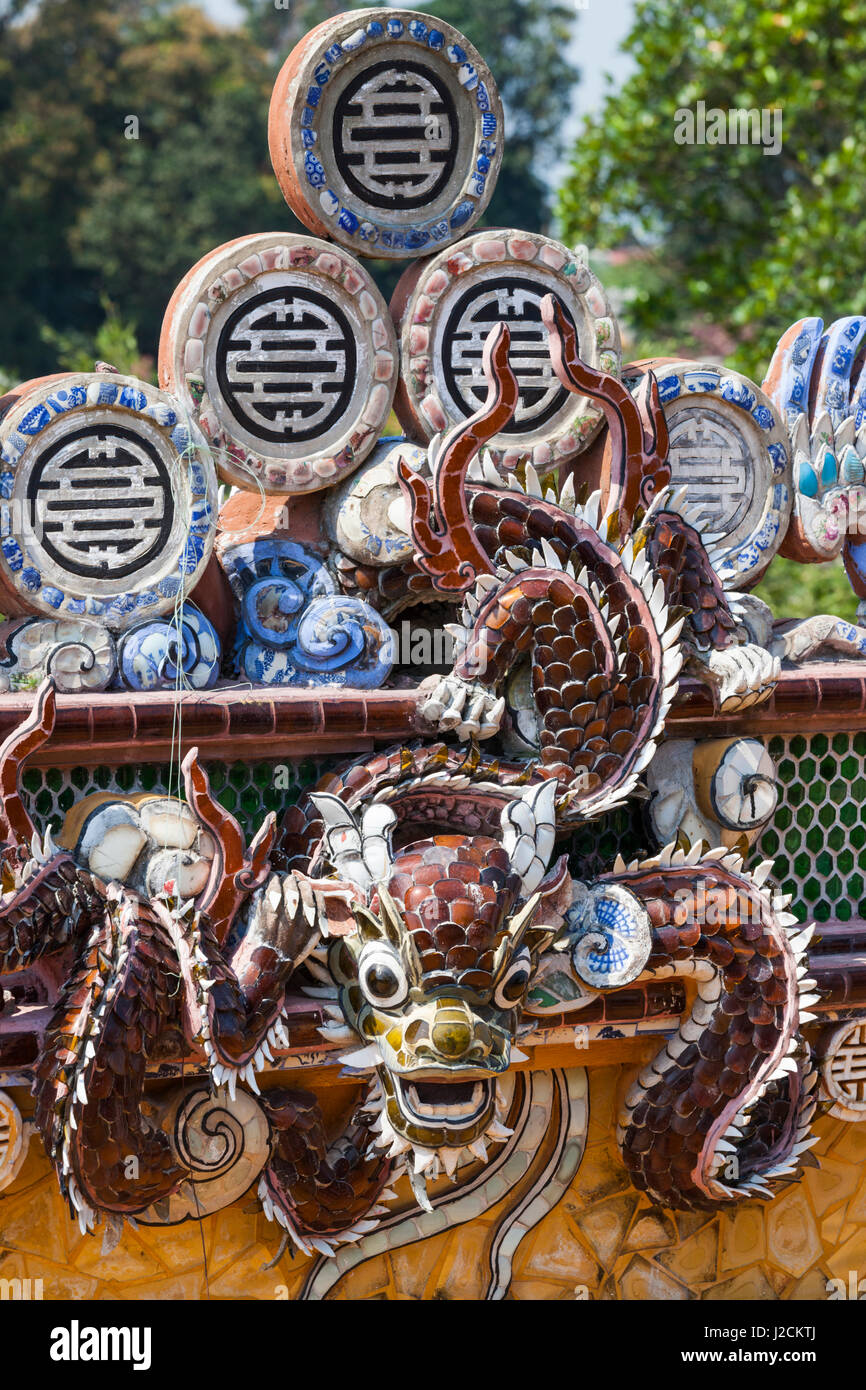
[394,1075,493,1127]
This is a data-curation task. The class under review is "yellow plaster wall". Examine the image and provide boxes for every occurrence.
[2,1066,865,1301]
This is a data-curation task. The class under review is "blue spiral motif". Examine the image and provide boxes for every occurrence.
[565,883,652,990]
[116,604,221,691]
[223,538,394,689]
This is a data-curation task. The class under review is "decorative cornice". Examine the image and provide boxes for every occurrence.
[0,662,862,765]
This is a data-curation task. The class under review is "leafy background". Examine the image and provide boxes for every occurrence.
[1,0,863,618]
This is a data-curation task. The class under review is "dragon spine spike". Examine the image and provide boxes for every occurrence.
[481,452,502,487]
[539,537,563,571]
[524,463,544,499]
[559,473,576,512]
[583,489,602,532]
[467,455,484,482]
[504,548,529,572]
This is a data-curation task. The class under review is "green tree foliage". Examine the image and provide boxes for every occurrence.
[238,0,368,54]
[40,296,147,378]
[754,554,857,623]
[0,0,289,377]
[556,0,866,381]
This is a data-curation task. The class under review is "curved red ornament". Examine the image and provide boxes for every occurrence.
[0,677,56,847]
[542,293,670,531]
[397,321,519,594]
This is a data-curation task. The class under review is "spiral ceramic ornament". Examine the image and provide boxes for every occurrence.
[391,233,620,471]
[694,737,779,833]
[0,615,116,692]
[268,9,503,260]
[221,537,395,687]
[0,373,217,629]
[323,435,426,566]
[159,234,398,496]
[139,1086,271,1224]
[115,602,222,692]
[562,881,653,991]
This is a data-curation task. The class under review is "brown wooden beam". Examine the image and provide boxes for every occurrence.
[0,663,863,767]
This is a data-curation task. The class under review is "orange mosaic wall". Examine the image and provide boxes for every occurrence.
[2,1066,865,1300]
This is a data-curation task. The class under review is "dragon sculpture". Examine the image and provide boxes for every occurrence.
[0,302,819,1269]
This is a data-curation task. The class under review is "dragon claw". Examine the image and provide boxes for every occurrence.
[421,677,504,740]
[695,642,780,713]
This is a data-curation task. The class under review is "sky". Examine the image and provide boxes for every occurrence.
[202,0,639,157]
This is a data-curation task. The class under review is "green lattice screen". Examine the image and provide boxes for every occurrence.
[758,732,866,924]
[17,733,866,927]
[20,758,334,837]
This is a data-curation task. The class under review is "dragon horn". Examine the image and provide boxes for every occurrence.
[0,677,56,846]
[633,369,670,465]
[246,812,276,885]
[542,293,669,524]
[182,746,248,936]
[398,321,518,594]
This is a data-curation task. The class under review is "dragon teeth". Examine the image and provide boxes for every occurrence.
[406,1081,484,1118]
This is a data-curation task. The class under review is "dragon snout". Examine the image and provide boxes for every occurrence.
[411,1000,497,1066]
[431,1018,472,1058]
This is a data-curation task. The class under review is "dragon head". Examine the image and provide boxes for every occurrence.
[312,781,570,1198]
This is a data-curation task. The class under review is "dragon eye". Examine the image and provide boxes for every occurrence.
[494,949,532,1009]
[358,943,409,1008]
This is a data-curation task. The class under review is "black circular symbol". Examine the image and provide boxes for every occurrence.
[333,60,458,212]
[28,424,173,581]
[441,280,575,434]
[215,286,357,446]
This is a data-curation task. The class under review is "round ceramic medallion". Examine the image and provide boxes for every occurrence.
[391,232,620,471]
[820,1021,866,1122]
[159,233,398,495]
[268,9,503,259]
[624,360,792,589]
[0,374,217,629]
